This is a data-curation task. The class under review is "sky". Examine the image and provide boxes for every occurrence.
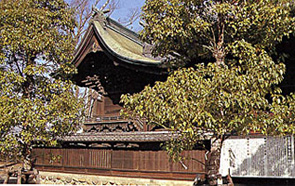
[65,0,145,32]
[99,0,145,32]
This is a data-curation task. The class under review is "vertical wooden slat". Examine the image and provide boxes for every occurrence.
[143,151,147,170]
[108,149,111,169]
[107,149,111,168]
[139,150,143,170]
[33,148,206,175]
[150,151,155,171]
[134,150,138,170]
[140,150,143,170]
[160,151,164,171]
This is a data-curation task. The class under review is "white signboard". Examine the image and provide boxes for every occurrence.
[220,136,295,178]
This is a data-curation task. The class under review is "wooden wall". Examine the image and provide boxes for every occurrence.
[33,148,206,181]
[91,96,122,118]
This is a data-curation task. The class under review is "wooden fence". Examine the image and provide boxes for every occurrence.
[33,148,205,180]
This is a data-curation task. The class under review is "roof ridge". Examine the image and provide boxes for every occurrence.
[92,9,141,44]
[106,17,140,41]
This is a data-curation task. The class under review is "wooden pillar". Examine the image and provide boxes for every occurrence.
[17,169,21,184]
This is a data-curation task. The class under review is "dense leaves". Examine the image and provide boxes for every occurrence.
[0,0,84,167]
[141,0,295,66]
[121,0,295,163]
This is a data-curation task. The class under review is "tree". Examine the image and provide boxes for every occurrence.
[0,0,84,179]
[69,0,142,45]
[121,0,295,185]
[68,0,120,45]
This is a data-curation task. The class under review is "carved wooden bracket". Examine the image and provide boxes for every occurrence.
[81,75,106,95]
[85,121,139,133]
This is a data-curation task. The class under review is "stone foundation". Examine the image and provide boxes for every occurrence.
[39,171,194,186]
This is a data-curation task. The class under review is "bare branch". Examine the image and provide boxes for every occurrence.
[106,0,120,16]
[99,0,110,11]
[70,0,119,45]
[118,7,141,28]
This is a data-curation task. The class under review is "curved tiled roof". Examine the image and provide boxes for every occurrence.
[73,11,164,68]
[62,131,178,143]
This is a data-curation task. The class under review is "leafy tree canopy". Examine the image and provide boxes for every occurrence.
[121,0,295,173]
[0,0,84,168]
[141,0,295,66]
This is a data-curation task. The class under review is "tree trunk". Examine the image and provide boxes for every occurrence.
[17,169,22,184]
[206,137,223,186]
[3,169,9,184]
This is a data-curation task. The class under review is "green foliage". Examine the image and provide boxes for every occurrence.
[122,0,295,161]
[0,0,84,164]
[141,0,295,66]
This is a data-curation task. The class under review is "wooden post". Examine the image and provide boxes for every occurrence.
[3,169,9,184]
[17,169,21,184]
[33,168,40,184]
